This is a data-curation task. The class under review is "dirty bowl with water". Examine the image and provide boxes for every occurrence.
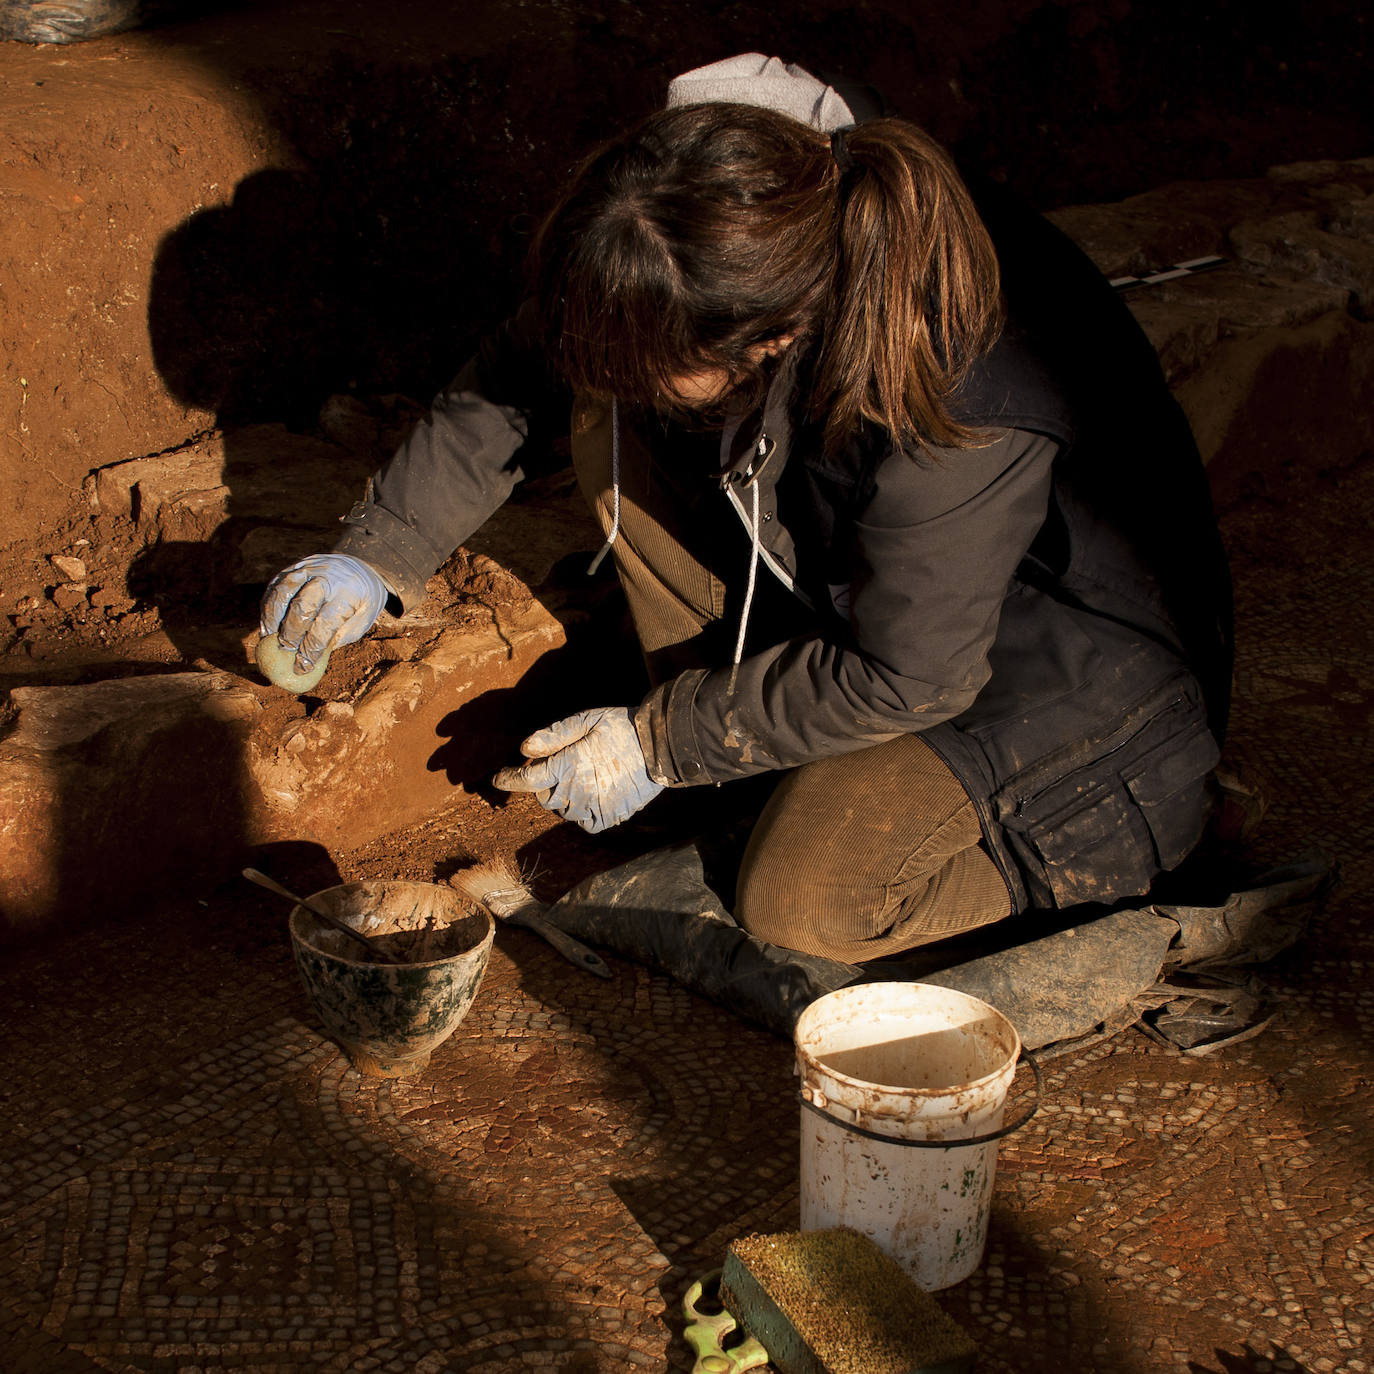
[289,879,494,1078]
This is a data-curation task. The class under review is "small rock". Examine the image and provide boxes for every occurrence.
[89,586,135,613]
[51,584,89,611]
[50,554,87,581]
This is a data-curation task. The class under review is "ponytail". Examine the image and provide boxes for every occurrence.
[814,118,1002,453]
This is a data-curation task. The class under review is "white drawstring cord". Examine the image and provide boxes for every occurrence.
[587,397,621,575]
[728,475,762,692]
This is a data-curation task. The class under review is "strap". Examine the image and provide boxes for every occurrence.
[829,125,857,174]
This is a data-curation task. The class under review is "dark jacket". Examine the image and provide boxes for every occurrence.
[336,193,1232,917]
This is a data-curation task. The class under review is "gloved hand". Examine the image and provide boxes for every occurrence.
[493,707,665,834]
[259,553,390,674]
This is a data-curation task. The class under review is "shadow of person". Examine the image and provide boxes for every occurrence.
[133,166,400,670]
[149,167,364,426]
[1189,1345,1314,1373]
[428,560,645,798]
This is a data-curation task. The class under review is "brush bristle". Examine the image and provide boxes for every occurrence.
[449,860,520,901]
[448,861,540,920]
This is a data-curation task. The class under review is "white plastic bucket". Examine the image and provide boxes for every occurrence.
[795,982,1027,1290]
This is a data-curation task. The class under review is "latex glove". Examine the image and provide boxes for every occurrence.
[260,554,390,673]
[493,707,665,834]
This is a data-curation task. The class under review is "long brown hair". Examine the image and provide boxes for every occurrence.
[532,102,1002,453]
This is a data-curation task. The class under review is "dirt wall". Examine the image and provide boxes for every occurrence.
[2,0,1370,546]
[0,41,276,534]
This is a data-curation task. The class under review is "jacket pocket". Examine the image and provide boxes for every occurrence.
[999,685,1220,909]
[1124,719,1221,871]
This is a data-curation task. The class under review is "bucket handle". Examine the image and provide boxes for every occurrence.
[797,1049,1042,1149]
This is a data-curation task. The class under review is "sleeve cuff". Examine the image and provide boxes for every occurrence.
[633,670,714,787]
[333,499,445,613]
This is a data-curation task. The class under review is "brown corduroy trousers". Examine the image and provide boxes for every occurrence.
[570,399,1012,961]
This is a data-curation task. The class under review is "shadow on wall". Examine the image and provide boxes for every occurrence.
[130,18,657,656]
[141,13,658,425]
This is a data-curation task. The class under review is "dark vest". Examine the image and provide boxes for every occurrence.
[803,188,1234,913]
[955,191,1231,911]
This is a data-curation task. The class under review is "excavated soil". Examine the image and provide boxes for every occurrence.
[3,0,1370,873]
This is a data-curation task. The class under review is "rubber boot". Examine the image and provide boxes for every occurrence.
[544,841,862,1037]
[544,842,1332,1053]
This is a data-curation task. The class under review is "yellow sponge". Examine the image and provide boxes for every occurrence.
[721,1229,976,1374]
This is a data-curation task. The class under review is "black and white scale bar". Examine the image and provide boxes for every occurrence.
[1110,255,1227,291]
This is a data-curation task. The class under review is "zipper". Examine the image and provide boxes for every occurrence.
[1014,689,1189,817]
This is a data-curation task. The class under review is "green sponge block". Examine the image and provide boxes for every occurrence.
[254,633,330,694]
[721,1229,976,1374]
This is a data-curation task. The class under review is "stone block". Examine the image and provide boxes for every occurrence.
[1047,180,1274,279]
[1126,271,1349,384]
[91,426,375,543]
[248,600,575,850]
[1043,159,1374,480]
[92,440,225,526]
[1231,210,1374,311]
[0,673,267,936]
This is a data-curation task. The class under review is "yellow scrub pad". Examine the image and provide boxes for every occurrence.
[721,1228,976,1374]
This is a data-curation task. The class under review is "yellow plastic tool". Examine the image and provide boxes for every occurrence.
[683,1269,770,1374]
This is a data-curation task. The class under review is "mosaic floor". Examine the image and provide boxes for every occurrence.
[2,452,1371,1372]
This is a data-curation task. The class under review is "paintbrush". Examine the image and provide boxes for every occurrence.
[449,862,612,979]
